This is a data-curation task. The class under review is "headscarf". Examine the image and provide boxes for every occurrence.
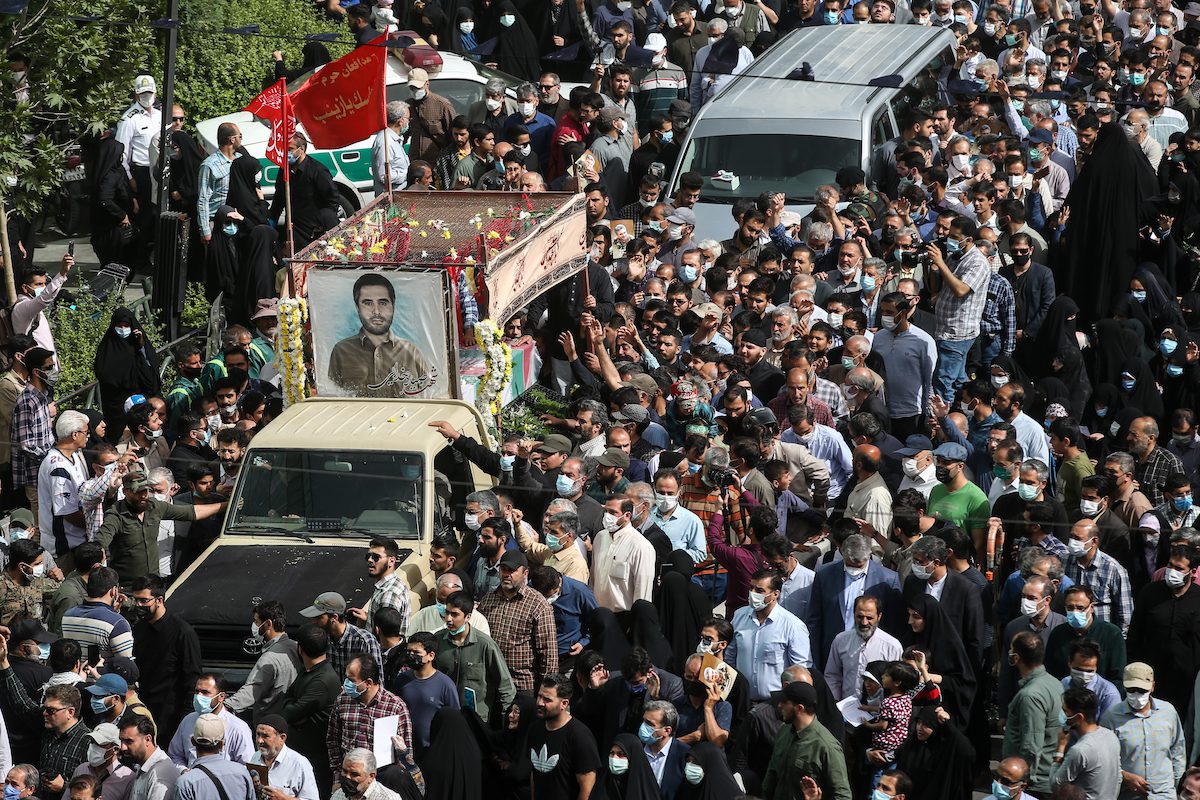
[92,306,161,397]
[89,138,125,197]
[676,741,742,800]
[274,42,332,83]
[1181,292,1200,338]
[1116,356,1164,420]
[1134,263,1187,333]
[448,7,478,54]
[1048,346,1091,420]
[160,130,205,211]
[655,570,712,674]
[1082,383,1120,435]
[589,606,630,669]
[494,695,535,787]
[205,205,241,302]
[1093,317,1151,385]
[422,709,482,800]
[1027,296,1079,378]
[494,1,541,80]
[989,353,1032,390]
[233,224,278,328]
[598,733,660,800]
[895,705,977,800]
[1157,325,1197,414]
[82,409,106,449]
[227,149,268,227]
[902,594,977,728]
[627,599,674,670]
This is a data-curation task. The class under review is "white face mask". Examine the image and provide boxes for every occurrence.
[602,512,621,532]
[518,101,535,117]
[460,21,475,33]
[1079,499,1101,517]
[655,492,678,513]
[137,92,155,109]
[951,153,970,171]
[1126,691,1151,710]
[464,513,481,531]
[902,457,923,478]
[911,561,931,580]
[1068,538,1089,556]
[1166,567,1188,588]
[485,97,502,111]
[411,87,427,101]
[1020,596,1041,617]
[1069,668,1096,687]
[87,743,110,768]
[748,590,769,610]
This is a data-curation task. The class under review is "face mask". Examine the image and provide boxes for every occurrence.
[433,601,447,619]
[823,10,839,23]
[880,314,897,331]
[138,93,154,109]
[637,721,658,745]
[1079,499,1101,517]
[1068,538,1089,556]
[1127,691,1151,710]
[287,153,298,165]
[144,427,162,440]
[499,455,516,472]
[1168,364,1185,377]
[1012,99,1025,112]
[617,0,632,8]
[37,642,49,661]
[984,21,997,34]
[1166,567,1189,587]
[412,88,427,101]
[544,531,563,551]
[902,458,922,478]
[841,356,856,371]
[1066,610,1089,629]
[1121,378,1137,392]
[39,367,60,386]
[90,696,111,717]
[748,590,769,610]
[934,465,952,484]
[115,326,132,338]
[655,492,678,514]
[464,513,480,531]
[29,285,44,298]
[1069,668,1096,687]
[696,640,714,655]
[193,693,215,714]
[992,781,1013,800]
[1161,338,1179,356]
[608,756,629,774]
[87,742,110,767]
[499,11,516,24]
[485,98,502,112]
[223,222,239,237]
[829,312,844,328]
[944,237,962,255]
[556,475,577,497]
[460,21,475,33]
[1020,597,1041,617]
[603,512,621,532]
[27,561,45,578]
[860,274,877,292]
[684,763,705,785]
[339,778,362,798]
[2,787,16,800]
[1131,72,1147,87]
[1175,494,1194,513]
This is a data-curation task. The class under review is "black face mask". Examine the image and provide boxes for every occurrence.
[406,652,425,669]
[684,679,707,697]
[1011,252,1031,267]
[935,465,952,483]
[339,778,361,797]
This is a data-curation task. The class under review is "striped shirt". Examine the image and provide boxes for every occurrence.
[196,151,234,238]
[1101,697,1187,800]
[61,600,134,659]
[1064,549,1133,636]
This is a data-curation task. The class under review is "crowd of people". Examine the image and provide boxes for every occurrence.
[19,0,1200,796]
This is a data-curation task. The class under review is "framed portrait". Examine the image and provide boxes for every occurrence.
[307,267,457,399]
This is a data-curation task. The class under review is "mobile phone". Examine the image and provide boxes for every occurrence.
[67,241,75,257]
[87,644,100,666]
[1034,165,1050,179]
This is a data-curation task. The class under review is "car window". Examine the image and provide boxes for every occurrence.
[386,78,486,117]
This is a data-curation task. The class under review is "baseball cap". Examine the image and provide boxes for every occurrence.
[192,714,226,746]
[693,302,723,321]
[597,448,631,469]
[408,67,430,89]
[746,406,778,428]
[124,393,147,413]
[932,442,969,462]
[645,32,668,52]
[599,105,628,126]
[251,299,279,320]
[741,328,768,348]
[770,680,818,707]
[498,550,529,570]
[895,434,934,458]
[1123,662,1154,692]
[9,508,33,530]
[612,404,650,424]
[666,208,696,226]
[669,99,692,118]
[86,673,128,698]
[621,373,659,396]
[1027,127,1054,145]
[300,591,347,618]
[535,434,573,455]
[11,618,57,644]
[122,471,153,492]
[88,723,121,747]
[133,75,156,95]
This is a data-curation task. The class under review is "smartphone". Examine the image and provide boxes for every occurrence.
[1034,165,1050,179]
[87,644,100,667]
[67,241,75,257]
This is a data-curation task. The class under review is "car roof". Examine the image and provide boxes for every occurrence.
[249,398,484,453]
[701,25,955,122]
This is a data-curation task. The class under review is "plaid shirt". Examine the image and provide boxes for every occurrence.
[1135,447,1187,507]
[810,375,849,421]
[80,471,114,539]
[980,270,1017,356]
[3,665,92,779]
[1066,549,1134,636]
[680,473,751,575]
[326,687,414,775]
[330,624,383,682]
[366,571,410,636]
[477,586,558,694]
[11,383,52,487]
[1016,533,1070,563]
[433,146,467,191]
[933,246,990,341]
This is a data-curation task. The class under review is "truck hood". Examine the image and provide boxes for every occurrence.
[168,543,411,665]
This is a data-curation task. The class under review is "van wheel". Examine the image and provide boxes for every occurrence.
[336,189,358,222]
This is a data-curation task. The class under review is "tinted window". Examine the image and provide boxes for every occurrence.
[678,133,860,204]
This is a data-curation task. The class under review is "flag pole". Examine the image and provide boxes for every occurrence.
[381,39,394,202]
[284,168,296,259]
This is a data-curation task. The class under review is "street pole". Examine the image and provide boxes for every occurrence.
[156,0,179,212]
[0,199,15,305]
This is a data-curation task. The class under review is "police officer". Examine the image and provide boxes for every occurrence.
[115,75,163,265]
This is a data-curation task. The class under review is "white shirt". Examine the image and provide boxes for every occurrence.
[115,102,163,174]
[37,446,89,555]
[899,467,939,500]
[823,627,903,701]
[924,573,947,601]
[845,473,893,540]
[987,473,1020,506]
[154,494,175,577]
[250,745,319,800]
[590,524,656,612]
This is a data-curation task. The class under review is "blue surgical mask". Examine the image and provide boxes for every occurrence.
[435,601,447,617]
[681,264,697,283]
[37,642,49,661]
[499,13,516,26]
[1174,494,1194,512]
[556,474,577,496]
[1121,378,1136,392]
[991,780,1013,800]
[823,10,839,23]
[1066,610,1088,629]
[860,274,876,292]
[684,763,705,785]
[90,696,110,716]
[1131,290,1147,303]
[1094,406,1108,417]
[193,693,215,714]
[114,326,132,338]
[628,680,647,694]
[499,455,516,471]
[341,678,364,699]
[4,785,20,800]
[223,223,238,236]
[1130,72,1147,87]
[944,237,962,254]
[1161,338,1178,355]
[447,622,468,635]
[546,533,562,550]
[287,153,298,164]
[688,462,701,474]
[637,720,657,745]
[661,130,673,143]
[1167,364,1185,377]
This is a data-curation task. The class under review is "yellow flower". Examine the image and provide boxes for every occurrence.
[442,229,452,240]
[420,231,427,238]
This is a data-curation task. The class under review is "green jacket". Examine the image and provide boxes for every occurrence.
[97,498,198,584]
[1002,666,1065,792]
[434,625,516,724]
[47,571,87,634]
[165,374,204,430]
[763,719,852,800]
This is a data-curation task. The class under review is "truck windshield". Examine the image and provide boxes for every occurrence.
[227,449,424,539]
[678,132,860,204]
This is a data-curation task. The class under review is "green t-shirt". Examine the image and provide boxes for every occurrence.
[928,480,991,531]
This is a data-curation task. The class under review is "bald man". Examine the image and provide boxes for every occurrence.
[1063,518,1133,636]
[990,756,1034,800]
[845,444,893,535]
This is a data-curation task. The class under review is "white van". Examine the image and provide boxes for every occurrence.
[668,25,956,237]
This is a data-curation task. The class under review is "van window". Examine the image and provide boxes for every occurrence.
[387,79,483,117]
[679,132,859,204]
[229,449,424,539]
[871,109,896,154]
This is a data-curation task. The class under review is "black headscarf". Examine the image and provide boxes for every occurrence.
[1049,346,1091,420]
[1157,326,1199,415]
[628,599,674,670]
[1181,292,1200,338]
[274,43,332,83]
[895,705,977,800]
[227,149,268,227]
[233,224,278,328]
[90,138,125,197]
[589,606,630,669]
[206,205,242,303]
[1062,121,1158,322]
[598,733,660,800]
[656,570,712,675]
[1134,263,1187,334]
[159,130,205,212]
[1117,356,1164,420]
[990,353,1033,390]
[1082,383,1120,435]
[1026,296,1079,379]
[677,741,742,800]
[423,709,482,800]
[902,594,977,729]
[494,1,542,80]
[92,306,161,398]
[1093,317,1151,385]
[447,7,477,54]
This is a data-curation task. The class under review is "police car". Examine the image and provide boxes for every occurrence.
[196,36,577,216]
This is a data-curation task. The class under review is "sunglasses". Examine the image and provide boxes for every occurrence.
[172,116,185,122]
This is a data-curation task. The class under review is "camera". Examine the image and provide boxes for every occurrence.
[709,466,739,489]
[900,249,919,268]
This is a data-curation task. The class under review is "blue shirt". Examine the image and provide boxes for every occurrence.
[395,669,461,753]
[673,695,733,738]
[683,331,734,355]
[726,603,812,700]
[782,423,853,500]
[1060,674,1121,720]
[650,503,707,564]
[551,576,598,655]
[841,569,868,629]
[197,151,235,238]
[870,325,937,418]
[501,111,556,166]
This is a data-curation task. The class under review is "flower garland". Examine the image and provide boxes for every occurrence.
[276,298,309,407]
[473,318,512,446]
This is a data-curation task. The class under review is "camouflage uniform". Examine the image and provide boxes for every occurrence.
[0,570,59,626]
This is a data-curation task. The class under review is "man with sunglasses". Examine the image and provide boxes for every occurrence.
[985,757,1034,800]
[347,538,410,636]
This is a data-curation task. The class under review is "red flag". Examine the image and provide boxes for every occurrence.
[291,38,387,150]
[244,79,296,179]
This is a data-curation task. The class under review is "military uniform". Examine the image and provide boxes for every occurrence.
[165,374,204,432]
[0,570,60,626]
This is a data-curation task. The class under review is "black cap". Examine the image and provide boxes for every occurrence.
[11,619,57,644]
[498,549,529,570]
[770,680,818,708]
[741,328,768,348]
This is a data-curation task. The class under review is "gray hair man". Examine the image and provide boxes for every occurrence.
[39,409,91,570]
[334,748,394,800]
[372,100,410,195]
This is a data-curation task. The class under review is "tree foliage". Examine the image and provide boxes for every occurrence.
[174,0,348,126]
[0,0,156,217]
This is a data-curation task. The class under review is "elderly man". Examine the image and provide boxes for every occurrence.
[371,102,409,195]
[844,445,893,536]
[1063,518,1133,636]
[1127,416,1187,507]
[823,595,902,702]
[806,534,901,671]
[247,715,320,800]
[1101,662,1186,800]
[172,715,255,800]
[408,574,490,637]
[331,749,398,800]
